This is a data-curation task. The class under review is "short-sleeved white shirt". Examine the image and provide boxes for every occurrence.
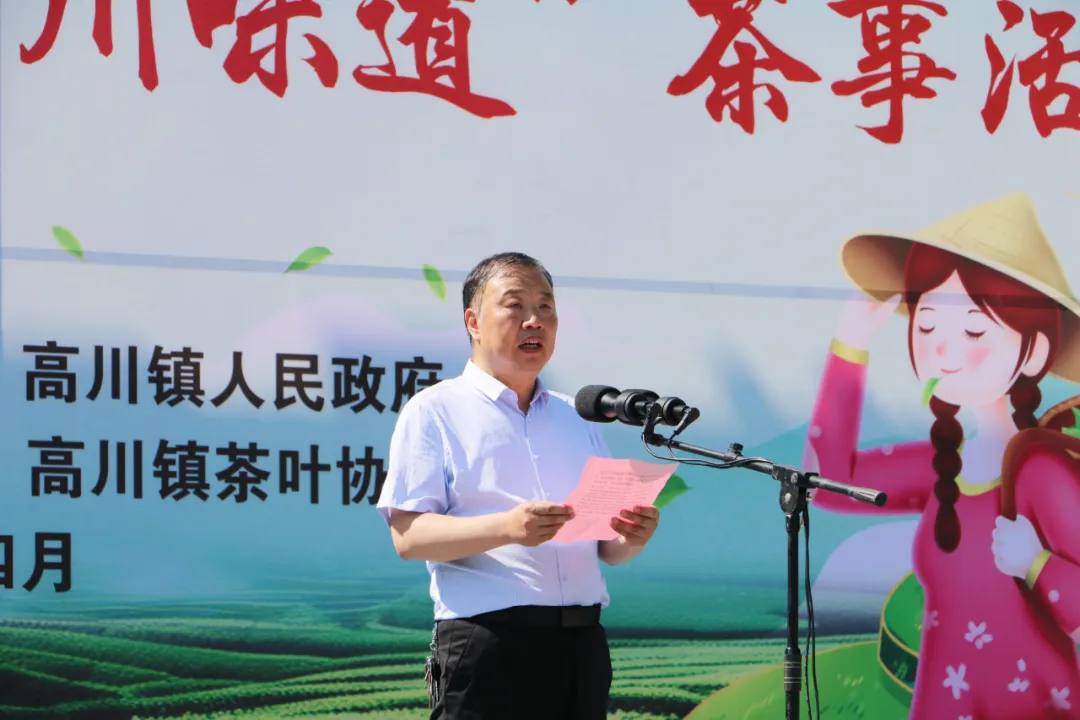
[377,361,612,620]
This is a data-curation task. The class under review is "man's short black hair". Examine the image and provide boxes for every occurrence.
[461,252,554,340]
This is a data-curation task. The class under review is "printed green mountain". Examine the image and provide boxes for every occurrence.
[685,640,911,718]
[681,573,924,718]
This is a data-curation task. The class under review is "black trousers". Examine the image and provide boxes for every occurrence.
[429,606,612,720]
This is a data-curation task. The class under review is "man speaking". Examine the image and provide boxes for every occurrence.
[377,252,661,719]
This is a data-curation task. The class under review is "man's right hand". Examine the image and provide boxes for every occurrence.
[501,502,575,546]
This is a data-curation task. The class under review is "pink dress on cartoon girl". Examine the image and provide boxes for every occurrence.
[807,350,1080,720]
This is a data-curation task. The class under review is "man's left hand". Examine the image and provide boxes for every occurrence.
[611,505,660,546]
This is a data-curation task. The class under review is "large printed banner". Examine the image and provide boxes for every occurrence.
[2,1,1079,718]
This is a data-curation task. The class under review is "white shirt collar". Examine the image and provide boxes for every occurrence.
[462,360,548,408]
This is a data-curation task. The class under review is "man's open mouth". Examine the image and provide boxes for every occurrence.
[519,339,543,350]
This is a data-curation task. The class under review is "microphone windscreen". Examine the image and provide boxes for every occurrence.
[574,385,619,423]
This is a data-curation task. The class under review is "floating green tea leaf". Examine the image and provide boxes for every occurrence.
[654,475,690,509]
[423,264,446,301]
[921,377,940,408]
[285,246,332,273]
[51,226,84,260]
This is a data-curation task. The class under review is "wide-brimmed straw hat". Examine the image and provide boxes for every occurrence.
[839,191,1080,384]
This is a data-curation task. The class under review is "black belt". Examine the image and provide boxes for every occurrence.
[468,604,601,628]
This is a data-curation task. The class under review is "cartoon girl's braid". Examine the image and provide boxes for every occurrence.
[930,396,963,553]
[1010,374,1041,431]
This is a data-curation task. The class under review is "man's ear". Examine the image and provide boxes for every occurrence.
[464,308,481,343]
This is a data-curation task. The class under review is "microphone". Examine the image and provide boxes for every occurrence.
[575,385,698,427]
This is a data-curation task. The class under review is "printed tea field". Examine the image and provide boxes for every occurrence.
[0,578,877,719]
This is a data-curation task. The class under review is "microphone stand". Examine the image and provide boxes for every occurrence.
[639,408,886,720]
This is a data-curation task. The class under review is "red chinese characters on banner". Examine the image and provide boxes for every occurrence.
[829,0,956,144]
[187,0,239,49]
[353,0,516,118]
[668,0,821,134]
[222,0,339,97]
[20,0,160,91]
[982,1,1080,137]
[18,0,324,96]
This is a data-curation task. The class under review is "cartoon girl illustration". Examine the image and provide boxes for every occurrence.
[805,191,1080,719]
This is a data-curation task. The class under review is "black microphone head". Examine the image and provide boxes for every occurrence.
[575,385,619,423]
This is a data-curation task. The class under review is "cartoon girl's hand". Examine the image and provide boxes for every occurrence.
[835,292,901,351]
[992,514,1044,579]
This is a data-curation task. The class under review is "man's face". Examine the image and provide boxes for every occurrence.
[468,266,558,377]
